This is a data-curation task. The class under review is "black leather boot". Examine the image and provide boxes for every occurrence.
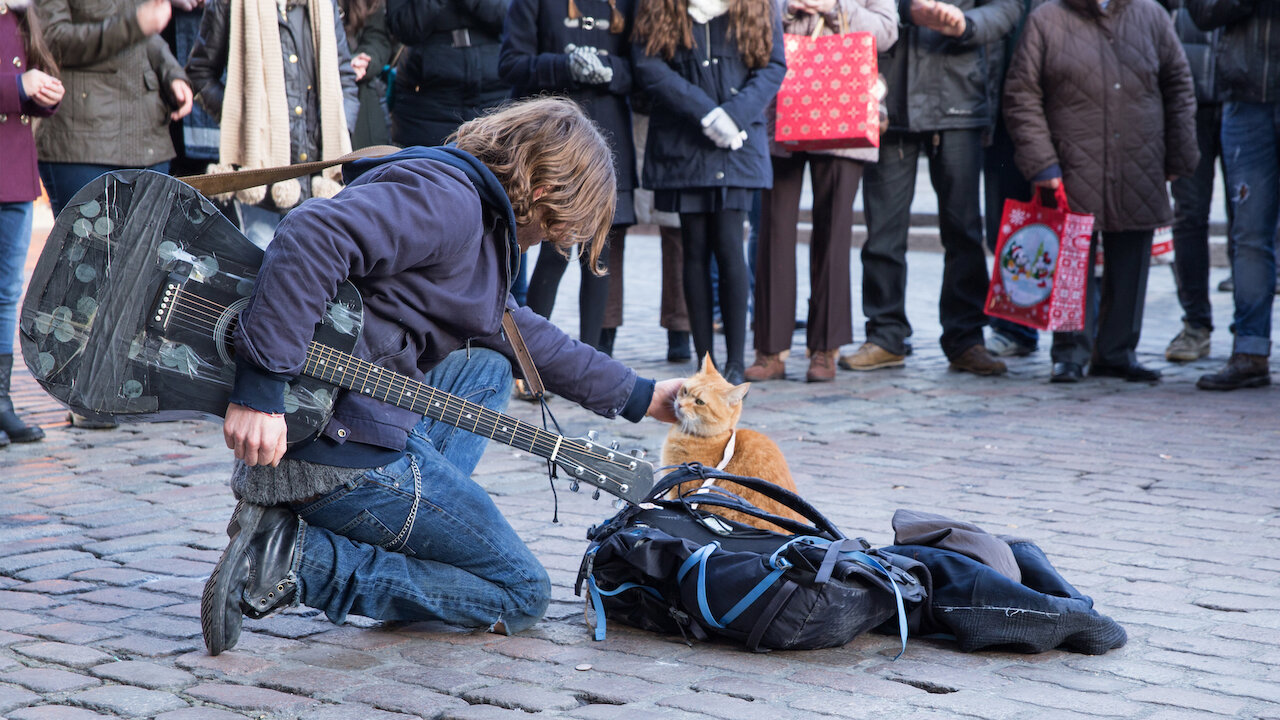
[201,502,301,655]
[667,330,691,362]
[0,354,44,443]
[597,327,617,357]
[1197,353,1271,391]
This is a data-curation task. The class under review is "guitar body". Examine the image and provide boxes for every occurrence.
[20,170,362,444]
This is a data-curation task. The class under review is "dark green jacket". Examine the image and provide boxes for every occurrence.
[35,0,189,165]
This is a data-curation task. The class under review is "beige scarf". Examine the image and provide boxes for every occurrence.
[217,0,351,207]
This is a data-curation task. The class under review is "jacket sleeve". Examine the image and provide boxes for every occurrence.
[462,0,510,32]
[185,0,229,119]
[632,40,719,126]
[387,0,453,44]
[719,10,787,130]
[37,0,150,68]
[1002,12,1057,183]
[355,9,394,82]
[333,0,361,132]
[473,298,651,421]
[1185,0,1256,29]
[146,35,191,105]
[958,0,1023,46]
[231,161,485,408]
[1157,9,1200,178]
[499,0,575,91]
[828,0,899,51]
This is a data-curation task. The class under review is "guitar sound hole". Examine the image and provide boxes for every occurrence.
[214,297,250,367]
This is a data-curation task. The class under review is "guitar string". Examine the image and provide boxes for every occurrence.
[160,291,635,471]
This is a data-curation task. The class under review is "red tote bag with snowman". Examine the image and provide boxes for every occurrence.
[984,185,1094,332]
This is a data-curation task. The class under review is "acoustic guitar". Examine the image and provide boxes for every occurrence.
[19,170,654,504]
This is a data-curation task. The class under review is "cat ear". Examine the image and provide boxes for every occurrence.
[726,381,750,406]
[700,353,717,376]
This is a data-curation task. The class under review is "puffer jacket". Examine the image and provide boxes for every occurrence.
[633,10,787,191]
[1186,0,1280,103]
[1,6,58,202]
[186,0,360,170]
[387,0,510,146]
[34,0,188,166]
[1004,0,1199,231]
[880,0,1022,133]
[766,0,899,163]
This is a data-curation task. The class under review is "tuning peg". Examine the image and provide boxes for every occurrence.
[570,480,581,493]
[592,488,601,500]
[609,441,620,450]
[630,448,647,459]
[586,431,598,443]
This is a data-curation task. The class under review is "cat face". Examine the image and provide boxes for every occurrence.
[673,355,750,437]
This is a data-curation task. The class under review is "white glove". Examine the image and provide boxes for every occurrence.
[569,45,613,85]
[701,107,746,150]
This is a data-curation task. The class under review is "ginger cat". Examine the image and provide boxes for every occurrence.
[662,355,808,532]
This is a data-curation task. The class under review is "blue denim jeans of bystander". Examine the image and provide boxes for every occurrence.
[0,202,33,355]
[1220,101,1279,356]
[289,347,552,633]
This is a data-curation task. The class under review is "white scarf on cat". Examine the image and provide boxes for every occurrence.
[687,0,729,24]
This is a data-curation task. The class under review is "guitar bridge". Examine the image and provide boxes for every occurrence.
[148,271,189,333]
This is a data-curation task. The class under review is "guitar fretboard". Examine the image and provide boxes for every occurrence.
[302,342,570,462]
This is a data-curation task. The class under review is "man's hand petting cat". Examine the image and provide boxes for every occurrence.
[647,378,685,424]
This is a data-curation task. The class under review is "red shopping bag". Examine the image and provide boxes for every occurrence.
[776,26,879,151]
[984,186,1094,332]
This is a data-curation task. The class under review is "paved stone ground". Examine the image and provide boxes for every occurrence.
[2,217,1278,719]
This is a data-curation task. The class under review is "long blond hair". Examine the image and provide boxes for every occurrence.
[449,97,617,274]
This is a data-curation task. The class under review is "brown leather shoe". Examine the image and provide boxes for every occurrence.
[806,349,838,383]
[838,342,905,371]
[744,351,787,381]
[949,344,1008,376]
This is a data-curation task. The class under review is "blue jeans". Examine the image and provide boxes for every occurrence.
[290,348,551,633]
[1221,101,1279,355]
[0,202,34,355]
[38,161,171,217]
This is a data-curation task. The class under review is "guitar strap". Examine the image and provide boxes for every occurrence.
[178,148,548,400]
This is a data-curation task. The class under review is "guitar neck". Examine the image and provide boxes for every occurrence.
[303,342,563,460]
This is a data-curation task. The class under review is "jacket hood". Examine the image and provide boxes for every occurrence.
[343,146,521,293]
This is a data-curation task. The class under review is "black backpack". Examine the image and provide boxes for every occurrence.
[575,464,927,653]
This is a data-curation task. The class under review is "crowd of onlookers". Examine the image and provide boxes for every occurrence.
[1,0,1277,443]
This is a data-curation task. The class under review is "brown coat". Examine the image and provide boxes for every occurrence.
[1003,0,1198,232]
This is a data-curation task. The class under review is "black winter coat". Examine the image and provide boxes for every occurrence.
[1186,0,1280,103]
[499,0,637,212]
[1164,0,1223,104]
[881,0,1023,133]
[348,7,395,148]
[387,0,510,146]
[633,11,786,191]
[186,0,360,168]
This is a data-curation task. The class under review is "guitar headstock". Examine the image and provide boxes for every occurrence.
[551,432,655,505]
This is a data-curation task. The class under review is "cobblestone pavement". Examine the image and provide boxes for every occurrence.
[2,223,1278,720]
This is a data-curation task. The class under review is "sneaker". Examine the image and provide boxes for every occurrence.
[1164,322,1211,363]
[744,351,787,382]
[949,344,1008,376]
[806,349,838,383]
[1196,353,1271,390]
[201,502,301,655]
[838,342,905,371]
[986,330,1036,358]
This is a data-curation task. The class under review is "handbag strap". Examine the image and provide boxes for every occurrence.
[178,144,401,196]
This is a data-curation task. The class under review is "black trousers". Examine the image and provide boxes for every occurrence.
[1170,103,1231,332]
[524,227,624,350]
[1051,229,1155,367]
[862,129,989,360]
[681,210,749,370]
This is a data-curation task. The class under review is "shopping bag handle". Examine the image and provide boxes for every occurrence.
[1032,182,1072,213]
[809,9,850,38]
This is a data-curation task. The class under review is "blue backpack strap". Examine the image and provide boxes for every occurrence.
[847,550,909,660]
[584,547,665,642]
